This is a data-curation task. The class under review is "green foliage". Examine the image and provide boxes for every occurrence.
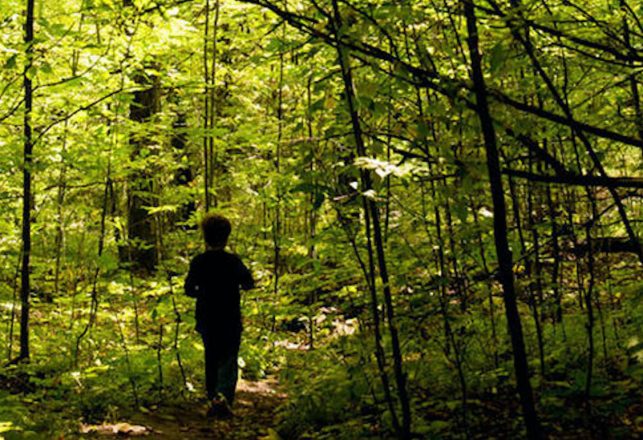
[277,348,376,440]
[0,391,34,439]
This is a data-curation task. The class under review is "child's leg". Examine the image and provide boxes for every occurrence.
[215,350,239,404]
[202,332,218,400]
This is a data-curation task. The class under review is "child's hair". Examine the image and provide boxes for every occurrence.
[201,214,231,248]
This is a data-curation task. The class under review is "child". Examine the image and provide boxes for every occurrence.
[184,214,254,418]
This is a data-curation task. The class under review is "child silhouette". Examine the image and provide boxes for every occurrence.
[185,214,254,417]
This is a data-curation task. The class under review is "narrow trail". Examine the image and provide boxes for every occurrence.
[81,378,286,439]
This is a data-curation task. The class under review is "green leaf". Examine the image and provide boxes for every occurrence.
[4,54,17,70]
[39,62,53,75]
[488,41,506,73]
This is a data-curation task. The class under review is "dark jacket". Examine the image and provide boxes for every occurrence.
[184,249,254,353]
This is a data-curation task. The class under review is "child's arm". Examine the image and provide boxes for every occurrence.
[237,258,254,290]
[184,256,202,298]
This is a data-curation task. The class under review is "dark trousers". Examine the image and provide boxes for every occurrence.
[201,332,239,404]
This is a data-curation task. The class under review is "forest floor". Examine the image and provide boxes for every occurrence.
[79,378,286,439]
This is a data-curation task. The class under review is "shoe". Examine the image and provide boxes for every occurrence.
[207,397,234,419]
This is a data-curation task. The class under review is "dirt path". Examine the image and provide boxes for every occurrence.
[81,379,286,439]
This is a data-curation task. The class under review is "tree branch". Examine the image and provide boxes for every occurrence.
[502,168,643,189]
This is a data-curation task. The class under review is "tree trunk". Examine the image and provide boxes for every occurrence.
[171,106,195,225]
[127,71,160,274]
[19,0,36,362]
[463,2,542,438]
[331,1,411,437]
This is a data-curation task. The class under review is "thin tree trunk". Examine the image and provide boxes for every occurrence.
[463,2,542,438]
[384,58,393,243]
[203,0,212,211]
[305,75,318,349]
[620,0,643,145]
[53,125,68,301]
[584,223,595,402]
[334,205,400,434]
[208,0,220,206]
[156,322,164,401]
[167,273,188,393]
[74,167,111,365]
[506,172,546,379]
[270,10,285,332]
[471,198,499,367]
[528,158,546,377]
[546,181,562,324]
[331,1,411,437]
[113,305,140,406]
[19,0,36,362]
[53,1,86,300]
[7,252,22,361]
[606,278,621,347]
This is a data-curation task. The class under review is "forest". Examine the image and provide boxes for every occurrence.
[0,0,641,438]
